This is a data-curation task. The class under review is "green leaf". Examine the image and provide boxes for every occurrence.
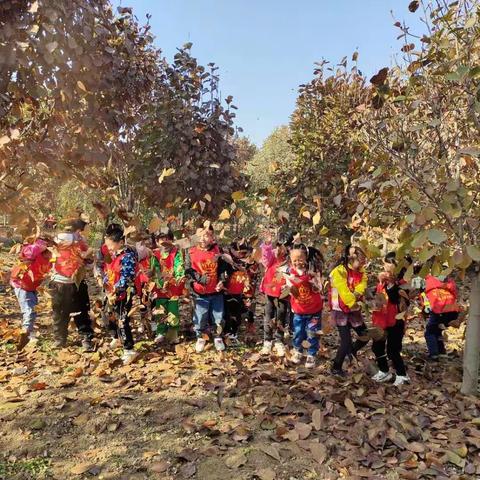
[418,246,438,263]
[411,230,428,248]
[406,199,422,213]
[428,229,448,245]
[466,245,480,262]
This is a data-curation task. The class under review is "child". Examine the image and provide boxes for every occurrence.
[243,245,260,336]
[260,232,289,357]
[371,252,410,386]
[150,229,185,344]
[287,246,323,368]
[134,239,153,337]
[329,244,369,376]
[103,224,139,364]
[424,272,461,360]
[51,219,94,351]
[185,226,229,353]
[223,241,251,345]
[10,235,53,348]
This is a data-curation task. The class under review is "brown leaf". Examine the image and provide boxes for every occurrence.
[70,463,96,475]
[259,444,281,461]
[257,468,276,480]
[408,1,419,12]
[310,442,327,464]
[344,397,357,415]
[150,461,169,473]
[312,409,323,431]
[225,451,247,469]
[370,67,389,87]
[294,422,312,440]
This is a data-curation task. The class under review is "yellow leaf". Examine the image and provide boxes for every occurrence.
[231,191,246,202]
[204,193,212,202]
[0,135,11,146]
[218,209,230,220]
[302,211,311,219]
[312,211,321,226]
[319,226,329,235]
[29,1,39,13]
[158,167,176,184]
[77,80,88,93]
[148,216,162,233]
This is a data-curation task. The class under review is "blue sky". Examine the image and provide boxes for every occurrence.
[117,1,425,145]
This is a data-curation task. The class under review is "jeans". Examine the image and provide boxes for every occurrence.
[264,295,289,342]
[192,293,224,338]
[50,281,93,342]
[14,287,38,333]
[372,320,406,376]
[333,322,368,371]
[292,312,321,356]
[425,311,458,356]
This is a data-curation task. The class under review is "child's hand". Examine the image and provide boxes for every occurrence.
[215,281,225,292]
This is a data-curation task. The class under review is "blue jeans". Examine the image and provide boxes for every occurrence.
[193,294,224,338]
[292,312,321,356]
[425,311,458,356]
[14,287,38,333]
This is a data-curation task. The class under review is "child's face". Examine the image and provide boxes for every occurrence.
[351,253,366,270]
[105,238,123,252]
[197,228,215,248]
[290,250,307,270]
[157,237,173,251]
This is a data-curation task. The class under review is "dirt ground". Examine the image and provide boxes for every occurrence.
[1,253,479,480]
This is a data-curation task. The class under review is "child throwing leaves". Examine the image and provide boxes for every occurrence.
[151,229,185,345]
[287,246,323,368]
[329,245,369,376]
[260,232,289,357]
[185,226,229,353]
[103,224,139,364]
[371,253,410,386]
[10,235,53,348]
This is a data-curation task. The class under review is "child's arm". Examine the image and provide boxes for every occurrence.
[354,270,368,297]
[260,242,275,269]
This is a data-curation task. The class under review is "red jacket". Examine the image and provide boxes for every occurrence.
[189,245,220,295]
[371,282,399,329]
[261,260,287,298]
[54,240,88,279]
[288,268,323,315]
[425,275,460,314]
[10,242,52,291]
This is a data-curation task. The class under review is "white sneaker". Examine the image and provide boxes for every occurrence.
[110,338,122,349]
[393,375,410,386]
[291,350,303,365]
[305,355,316,369]
[226,334,240,347]
[155,334,165,344]
[274,341,286,358]
[122,349,139,365]
[214,337,226,352]
[260,341,273,355]
[150,322,158,334]
[372,371,392,383]
[195,338,207,353]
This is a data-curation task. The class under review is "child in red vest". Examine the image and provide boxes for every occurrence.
[151,229,185,344]
[259,232,289,357]
[103,224,139,364]
[134,239,153,336]
[10,235,53,348]
[185,226,230,353]
[329,244,369,376]
[51,219,94,351]
[224,240,252,345]
[287,246,323,368]
[424,272,461,360]
[371,252,410,386]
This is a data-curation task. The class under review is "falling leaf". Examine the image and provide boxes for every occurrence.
[218,209,230,220]
[312,211,321,226]
[76,80,88,93]
[158,167,176,184]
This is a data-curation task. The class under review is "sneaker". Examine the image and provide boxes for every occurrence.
[291,350,303,365]
[331,366,346,377]
[305,355,316,369]
[393,375,410,386]
[372,371,392,383]
[273,341,286,358]
[214,337,226,352]
[155,334,165,344]
[195,337,207,353]
[226,334,240,347]
[150,322,158,334]
[81,338,95,352]
[260,340,273,355]
[110,338,122,350]
[122,349,139,365]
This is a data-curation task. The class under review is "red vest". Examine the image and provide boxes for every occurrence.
[135,255,151,296]
[425,275,459,314]
[289,268,323,314]
[261,260,287,298]
[11,251,52,291]
[54,241,88,279]
[371,282,398,329]
[227,269,250,295]
[189,245,220,295]
[153,248,185,298]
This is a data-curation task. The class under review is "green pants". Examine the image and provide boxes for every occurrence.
[155,298,180,338]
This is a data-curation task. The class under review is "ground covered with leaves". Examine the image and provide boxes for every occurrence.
[0,259,478,480]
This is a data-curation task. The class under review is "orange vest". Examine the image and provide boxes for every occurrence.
[371,282,399,329]
[189,245,220,295]
[289,268,323,315]
[54,241,88,279]
[11,251,52,291]
[425,275,459,314]
[227,269,250,295]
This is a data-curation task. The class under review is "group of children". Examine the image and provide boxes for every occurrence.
[7,218,463,383]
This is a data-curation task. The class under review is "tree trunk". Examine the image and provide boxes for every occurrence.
[461,269,480,395]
